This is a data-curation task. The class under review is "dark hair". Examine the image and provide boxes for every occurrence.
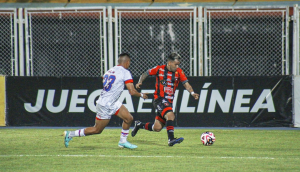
[118,53,131,59]
[167,52,181,61]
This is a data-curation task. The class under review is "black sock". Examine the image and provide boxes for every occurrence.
[139,122,153,131]
[143,122,153,131]
[166,120,174,141]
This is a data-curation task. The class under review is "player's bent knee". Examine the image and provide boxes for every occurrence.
[128,115,133,122]
[153,127,162,132]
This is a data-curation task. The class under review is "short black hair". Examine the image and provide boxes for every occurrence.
[118,53,131,59]
[167,52,181,61]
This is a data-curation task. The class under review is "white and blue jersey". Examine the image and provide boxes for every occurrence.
[96,65,133,119]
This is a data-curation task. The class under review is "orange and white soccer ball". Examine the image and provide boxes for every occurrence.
[200,131,216,146]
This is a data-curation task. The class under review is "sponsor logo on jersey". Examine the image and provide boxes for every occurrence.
[165,96,174,99]
[160,80,167,86]
[164,87,174,95]
[159,68,165,72]
[167,82,174,86]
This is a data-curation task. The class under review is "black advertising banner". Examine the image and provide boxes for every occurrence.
[175,76,292,127]
[6,77,107,126]
[6,76,292,127]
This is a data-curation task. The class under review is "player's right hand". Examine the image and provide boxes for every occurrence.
[136,82,142,89]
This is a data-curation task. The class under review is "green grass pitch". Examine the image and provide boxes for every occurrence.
[0,128,299,172]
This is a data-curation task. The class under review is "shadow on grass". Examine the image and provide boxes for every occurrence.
[131,139,166,147]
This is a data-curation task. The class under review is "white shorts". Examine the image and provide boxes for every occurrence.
[95,101,122,120]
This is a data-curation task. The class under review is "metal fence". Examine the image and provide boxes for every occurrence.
[0,6,296,77]
[204,7,289,76]
[114,7,197,77]
[0,9,18,76]
[24,8,107,77]
[293,5,300,75]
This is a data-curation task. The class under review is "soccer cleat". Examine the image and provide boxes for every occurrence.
[168,137,184,146]
[118,141,138,149]
[63,131,73,148]
[131,120,142,137]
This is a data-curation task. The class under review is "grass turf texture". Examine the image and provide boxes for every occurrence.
[0,129,299,172]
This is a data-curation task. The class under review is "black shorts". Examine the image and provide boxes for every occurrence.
[153,97,173,124]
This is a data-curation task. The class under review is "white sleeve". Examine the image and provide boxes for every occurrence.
[123,69,133,83]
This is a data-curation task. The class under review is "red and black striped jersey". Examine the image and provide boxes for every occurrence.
[147,65,188,103]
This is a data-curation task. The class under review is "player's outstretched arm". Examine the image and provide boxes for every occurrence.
[183,82,199,100]
[126,82,148,99]
[136,72,149,89]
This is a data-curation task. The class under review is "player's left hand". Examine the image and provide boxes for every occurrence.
[136,82,142,89]
[192,93,199,100]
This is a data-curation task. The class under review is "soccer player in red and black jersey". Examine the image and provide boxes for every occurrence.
[131,52,199,146]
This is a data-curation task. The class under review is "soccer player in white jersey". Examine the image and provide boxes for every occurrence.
[63,53,148,149]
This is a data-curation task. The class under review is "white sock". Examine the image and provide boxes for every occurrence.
[69,128,85,137]
[120,129,129,143]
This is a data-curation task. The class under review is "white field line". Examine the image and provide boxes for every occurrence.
[0,154,278,159]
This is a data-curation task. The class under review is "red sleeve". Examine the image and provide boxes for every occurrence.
[178,69,188,83]
[147,65,160,76]
[124,79,133,84]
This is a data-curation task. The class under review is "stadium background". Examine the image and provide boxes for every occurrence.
[0,0,300,127]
